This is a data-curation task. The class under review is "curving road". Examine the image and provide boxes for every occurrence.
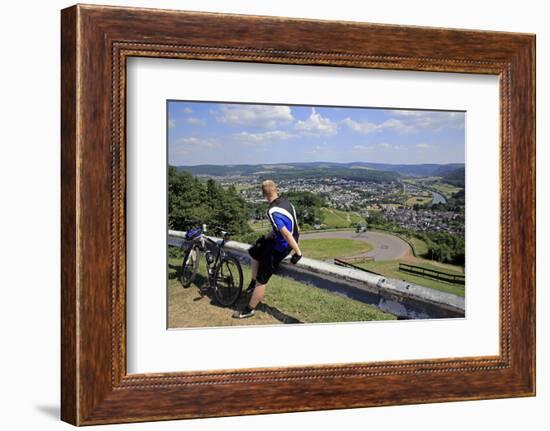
[300,229,411,261]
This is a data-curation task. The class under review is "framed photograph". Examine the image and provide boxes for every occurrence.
[164,100,466,330]
[61,4,535,425]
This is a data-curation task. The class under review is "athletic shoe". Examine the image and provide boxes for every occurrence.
[232,308,256,319]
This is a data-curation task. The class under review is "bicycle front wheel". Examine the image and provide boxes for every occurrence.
[213,256,243,306]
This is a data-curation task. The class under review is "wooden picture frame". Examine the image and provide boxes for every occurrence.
[61,4,535,425]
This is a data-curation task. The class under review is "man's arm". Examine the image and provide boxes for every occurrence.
[279,226,301,256]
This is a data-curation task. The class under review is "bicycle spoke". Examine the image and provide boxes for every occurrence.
[217,261,233,301]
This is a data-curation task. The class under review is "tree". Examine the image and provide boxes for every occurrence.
[168,167,252,236]
[367,212,386,226]
[282,191,326,226]
[423,231,464,265]
[168,167,209,231]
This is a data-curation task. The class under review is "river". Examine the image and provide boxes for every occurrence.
[431,191,447,205]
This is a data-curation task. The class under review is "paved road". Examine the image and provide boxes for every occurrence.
[300,229,411,261]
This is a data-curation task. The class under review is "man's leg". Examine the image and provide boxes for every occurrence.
[233,243,273,319]
[248,282,266,308]
[245,257,259,294]
[233,281,265,319]
[249,249,285,308]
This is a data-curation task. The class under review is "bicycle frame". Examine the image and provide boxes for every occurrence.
[179,227,243,307]
[203,236,226,277]
[183,233,228,280]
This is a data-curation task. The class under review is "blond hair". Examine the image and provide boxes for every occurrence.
[261,180,278,198]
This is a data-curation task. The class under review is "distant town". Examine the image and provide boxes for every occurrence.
[176,162,465,237]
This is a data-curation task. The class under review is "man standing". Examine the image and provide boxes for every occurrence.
[233,180,302,319]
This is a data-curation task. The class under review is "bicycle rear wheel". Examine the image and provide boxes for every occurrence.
[180,247,199,288]
[213,256,243,306]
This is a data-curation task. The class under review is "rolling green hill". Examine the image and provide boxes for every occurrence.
[320,208,365,228]
[173,161,465,182]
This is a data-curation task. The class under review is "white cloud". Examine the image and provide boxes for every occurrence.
[391,110,464,130]
[390,110,424,117]
[182,107,192,114]
[295,108,337,136]
[233,130,294,144]
[343,110,464,135]
[186,117,206,126]
[380,119,417,134]
[168,119,175,129]
[377,143,402,150]
[342,117,415,134]
[342,118,378,134]
[175,136,220,148]
[352,144,374,151]
[217,105,294,128]
[416,143,431,149]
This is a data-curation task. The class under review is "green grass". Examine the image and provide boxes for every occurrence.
[403,177,442,184]
[320,207,364,228]
[405,196,432,206]
[300,238,373,260]
[409,236,429,256]
[431,182,462,198]
[409,260,464,274]
[248,219,271,232]
[402,178,462,199]
[244,266,395,323]
[250,208,366,232]
[168,257,395,327]
[355,260,465,297]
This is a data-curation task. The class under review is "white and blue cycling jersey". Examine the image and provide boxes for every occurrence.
[266,197,299,252]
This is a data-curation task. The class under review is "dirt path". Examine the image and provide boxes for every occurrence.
[167,278,299,329]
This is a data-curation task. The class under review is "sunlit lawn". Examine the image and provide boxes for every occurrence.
[299,238,373,260]
[356,259,465,297]
[167,256,395,328]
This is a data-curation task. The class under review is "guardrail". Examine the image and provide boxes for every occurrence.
[399,262,465,285]
[333,255,374,264]
[168,230,465,319]
[334,258,385,276]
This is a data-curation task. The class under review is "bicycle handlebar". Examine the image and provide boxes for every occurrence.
[212,225,232,235]
[182,220,232,236]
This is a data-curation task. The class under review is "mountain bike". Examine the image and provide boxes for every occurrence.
[180,224,244,307]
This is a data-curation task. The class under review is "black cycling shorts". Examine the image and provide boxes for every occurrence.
[248,237,290,285]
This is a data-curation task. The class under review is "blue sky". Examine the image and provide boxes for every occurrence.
[168,101,465,166]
